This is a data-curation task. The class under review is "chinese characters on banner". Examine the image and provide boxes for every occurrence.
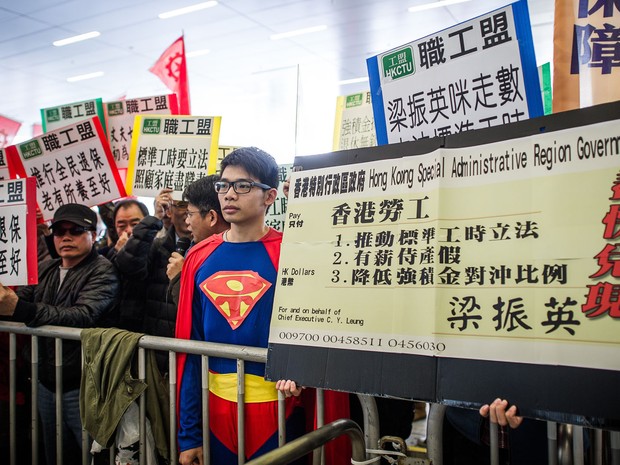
[269,118,620,372]
[126,115,221,199]
[5,117,126,221]
[0,177,38,286]
[367,0,543,145]
[266,164,292,232]
[332,91,377,151]
[0,148,8,180]
[553,0,620,112]
[41,98,106,133]
[104,94,179,170]
[213,145,240,174]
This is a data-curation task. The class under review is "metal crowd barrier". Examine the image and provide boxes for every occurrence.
[0,321,386,465]
[9,320,616,465]
[425,403,620,465]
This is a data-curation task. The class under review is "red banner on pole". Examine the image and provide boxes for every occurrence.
[149,36,191,115]
[0,115,22,149]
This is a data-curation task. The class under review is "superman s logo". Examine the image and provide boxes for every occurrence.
[200,271,272,329]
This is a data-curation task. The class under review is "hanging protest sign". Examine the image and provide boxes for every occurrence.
[5,117,126,221]
[0,177,38,286]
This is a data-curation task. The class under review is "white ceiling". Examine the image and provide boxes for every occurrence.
[1,0,555,163]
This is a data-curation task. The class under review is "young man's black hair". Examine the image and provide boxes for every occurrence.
[219,146,279,190]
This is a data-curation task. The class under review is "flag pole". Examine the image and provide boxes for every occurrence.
[294,64,301,158]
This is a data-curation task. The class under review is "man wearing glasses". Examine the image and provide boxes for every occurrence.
[166,175,230,304]
[0,203,120,465]
[176,147,305,465]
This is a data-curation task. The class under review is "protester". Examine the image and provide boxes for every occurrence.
[111,193,191,369]
[154,187,174,238]
[166,174,230,304]
[176,147,306,465]
[444,400,547,465]
[111,199,150,253]
[106,199,153,331]
[0,203,120,465]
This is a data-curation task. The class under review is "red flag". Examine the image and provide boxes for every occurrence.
[149,36,191,115]
[32,123,43,137]
[0,115,22,148]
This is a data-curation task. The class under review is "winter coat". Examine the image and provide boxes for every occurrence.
[109,215,162,332]
[12,247,120,392]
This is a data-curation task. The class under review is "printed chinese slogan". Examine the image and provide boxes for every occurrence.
[0,178,37,286]
[0,148,8,180]
[5,117,126,221]
[126,115,221,199]
[269,118,620,377]
[553,0,620,112]
[367,0,543,145]
[105,94,178,170]
[266,164,292,232]
[41,98,105,133]
[333,91,377,151]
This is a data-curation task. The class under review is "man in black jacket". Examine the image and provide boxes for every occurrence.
[0,203,120,465]
[112,196,191,370]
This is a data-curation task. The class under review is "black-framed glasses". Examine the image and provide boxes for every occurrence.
[52,226,93,237]
[215,180,272,194]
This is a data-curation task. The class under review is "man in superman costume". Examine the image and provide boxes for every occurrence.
[176,147,349,465]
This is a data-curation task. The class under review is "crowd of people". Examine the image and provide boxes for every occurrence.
[0,146,536,465]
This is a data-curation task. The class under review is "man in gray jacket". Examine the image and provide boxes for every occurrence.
[0,203,120,465]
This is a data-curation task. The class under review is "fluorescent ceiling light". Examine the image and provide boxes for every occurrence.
[187,49,210,58]
[53,31,100,47]
[66,71,104,83]
[270,25,327,40]
[408,0,471,13]
[338,77,369,85]
[159,1,218,19]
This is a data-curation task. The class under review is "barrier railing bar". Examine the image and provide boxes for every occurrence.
[9,332,16,465]
[237,359,246,465]
[611,430,620,465]
[245,419,366,465]
[278,390,286,447]
[169,350,178,465]
[31,335,39,465]
[489,420,499,465]
[594,428,602,465]
[138,347,146,465]
[548,421,558,465]
[426,403,445,465]
[55,338,63,465]
[80,346,88,465]
[356,394,379,453]
[313,388,325,465]
[200,354,210,465]
[573,425,584,465]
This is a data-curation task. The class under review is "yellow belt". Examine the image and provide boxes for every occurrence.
[208,372,278,403]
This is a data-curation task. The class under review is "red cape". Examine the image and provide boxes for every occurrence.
[175,230,350,464]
